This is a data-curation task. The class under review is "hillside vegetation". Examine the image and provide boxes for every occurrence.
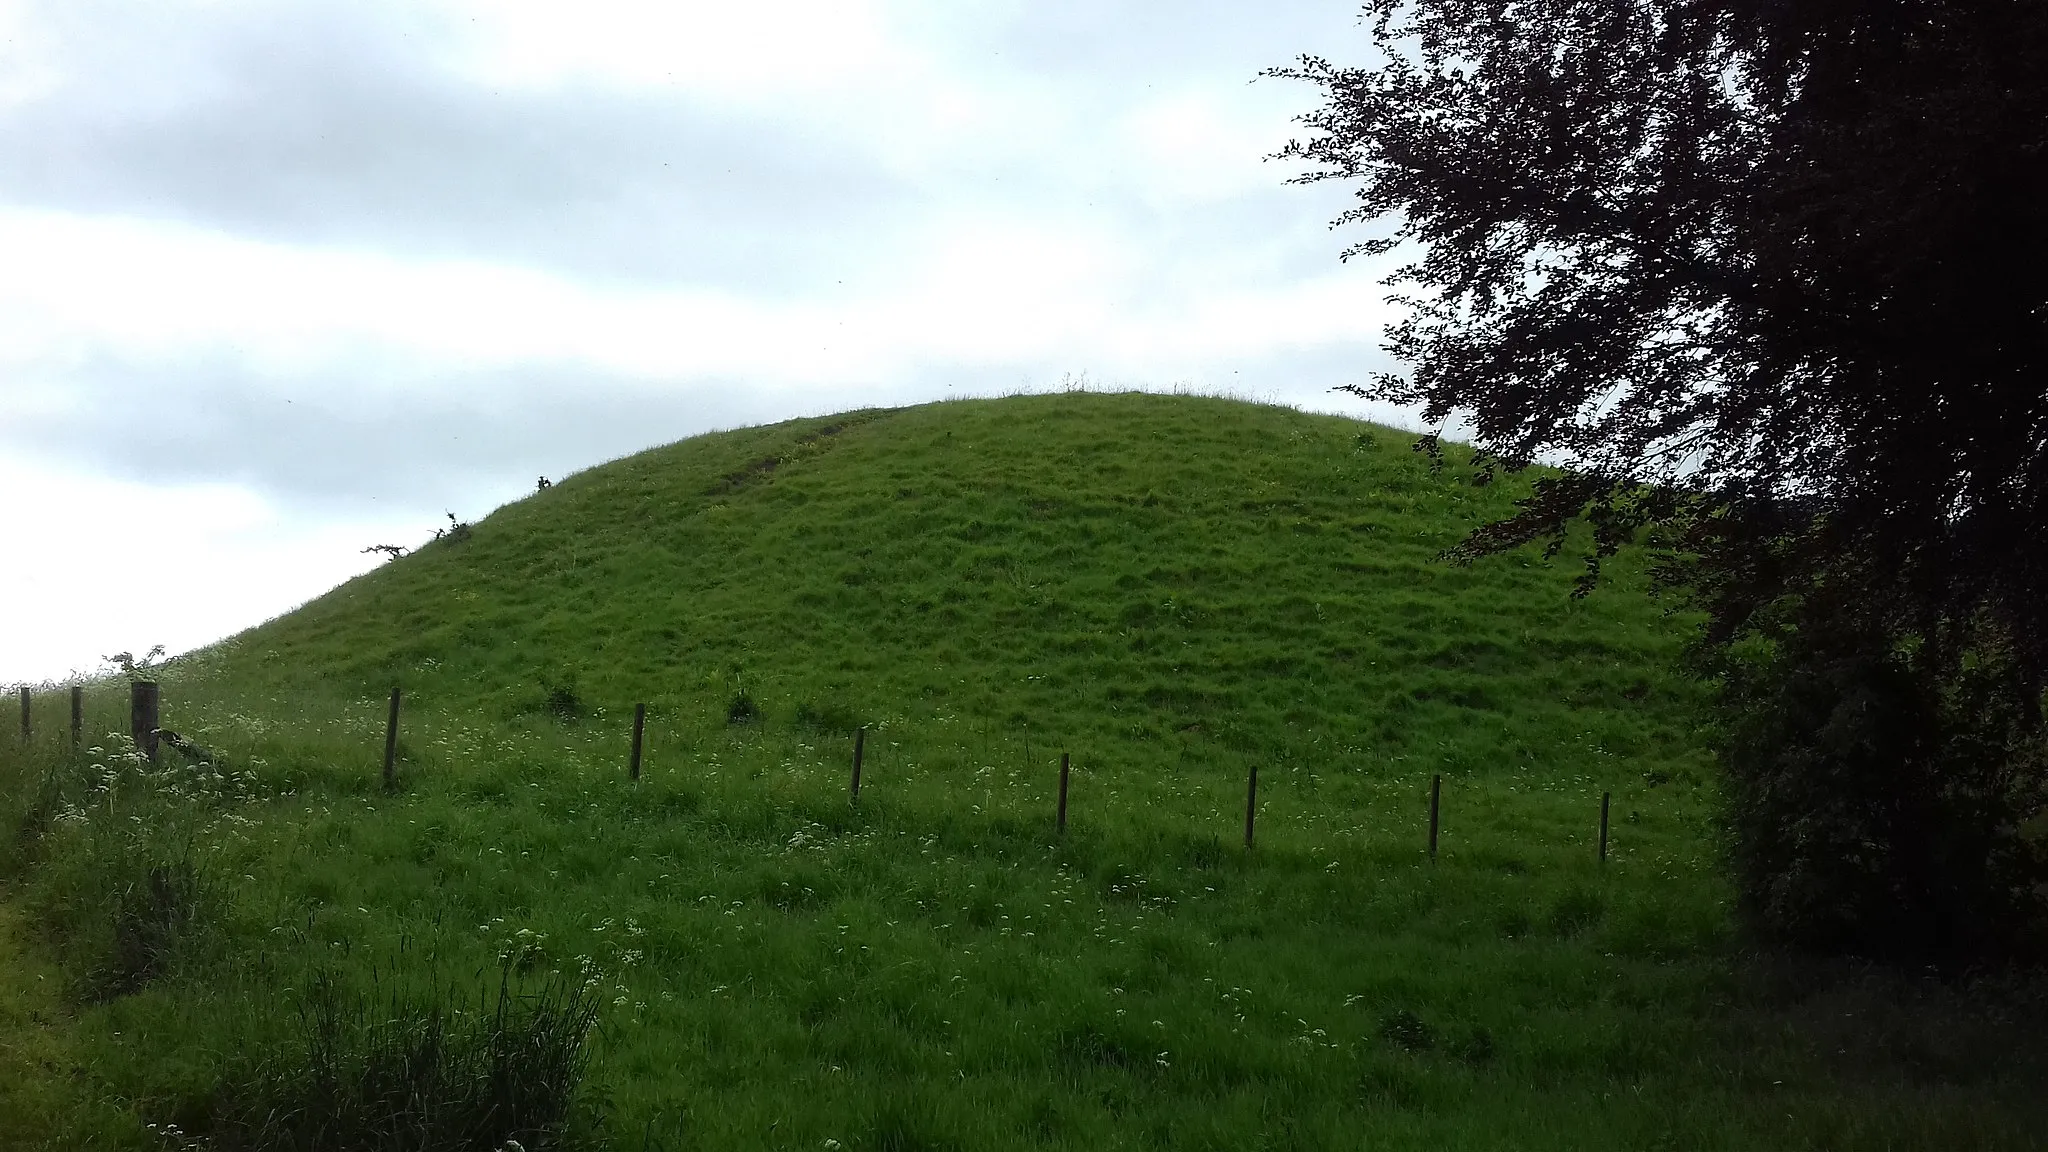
[227,392,1701,783]
[2,392,2042,1150]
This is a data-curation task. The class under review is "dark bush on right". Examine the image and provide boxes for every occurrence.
[1719,614,2048,964]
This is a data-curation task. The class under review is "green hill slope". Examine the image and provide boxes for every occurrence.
[12,393,2040,1150]
[221,391,1700,783]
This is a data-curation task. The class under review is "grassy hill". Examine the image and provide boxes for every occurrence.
[2,392,2042,1150]
[222,391,1701,781]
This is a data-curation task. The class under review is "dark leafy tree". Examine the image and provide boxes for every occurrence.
[1273,1,2048,960]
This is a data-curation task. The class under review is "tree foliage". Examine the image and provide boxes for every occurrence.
[1274,0,2047,663]
[1275,1,2048,959]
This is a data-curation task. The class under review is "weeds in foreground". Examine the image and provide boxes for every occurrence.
[20,734,234,1000]
[200,966,607,1152]
[101,857,206,998]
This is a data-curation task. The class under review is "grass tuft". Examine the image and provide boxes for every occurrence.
[203,966,606,1152]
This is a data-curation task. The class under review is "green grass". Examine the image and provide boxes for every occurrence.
[3,391,2045,1149]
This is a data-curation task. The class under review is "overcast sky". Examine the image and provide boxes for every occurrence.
[0,0,1413,684]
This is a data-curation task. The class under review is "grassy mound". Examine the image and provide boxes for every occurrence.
[4,392,2044,1150]
[223,391,1700,777]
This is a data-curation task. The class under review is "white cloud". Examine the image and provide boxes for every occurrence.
[0,203,1385,395]
[441,0,911,103]
[0,0,63,110]
[0,454,416,683]
[1120,87,1298,205]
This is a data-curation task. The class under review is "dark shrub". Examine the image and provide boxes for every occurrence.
[1720,616,2048,964]
[432,512,472,545]
[542,682,583,723]
[726,690,759,726]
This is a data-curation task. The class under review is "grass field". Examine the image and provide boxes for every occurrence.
[3,392,2045,1149]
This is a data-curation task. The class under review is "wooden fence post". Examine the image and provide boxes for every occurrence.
[70,684,82,747]
[850,726,865,801]
[1057,751,1071,835]
[1244,764,1259,849]
[1599,791,1611,864]
[131,680,159,762]
[16,686,27,742]
[382,687,402,791]
[629,703,646,781]
[1428,774,1441,861]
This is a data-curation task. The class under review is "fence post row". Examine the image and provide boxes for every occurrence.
[65,681,1628,863]
[1244,764,1259,849]
[629,703,647,781]
[130,680,160,762]
[850,726,865,802]
[1057,751,1071,835]
[1428,773,1442,861]
[382,687,402,791]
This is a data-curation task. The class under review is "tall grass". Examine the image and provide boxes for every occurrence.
[203,965,604,1152]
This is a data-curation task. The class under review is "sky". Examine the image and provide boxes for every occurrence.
[0,0,1416,685]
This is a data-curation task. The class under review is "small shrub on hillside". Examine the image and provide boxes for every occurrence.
[543,682,584,723]
[203,966,607,1152]
[726,689,759,726]
[102,645,167,679]
[432,512,473,546]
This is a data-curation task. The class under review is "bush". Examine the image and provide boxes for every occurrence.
[432,512,473,546]
[725,689,759,726]
[1719,615,2048,964]
[543,682,583,723]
